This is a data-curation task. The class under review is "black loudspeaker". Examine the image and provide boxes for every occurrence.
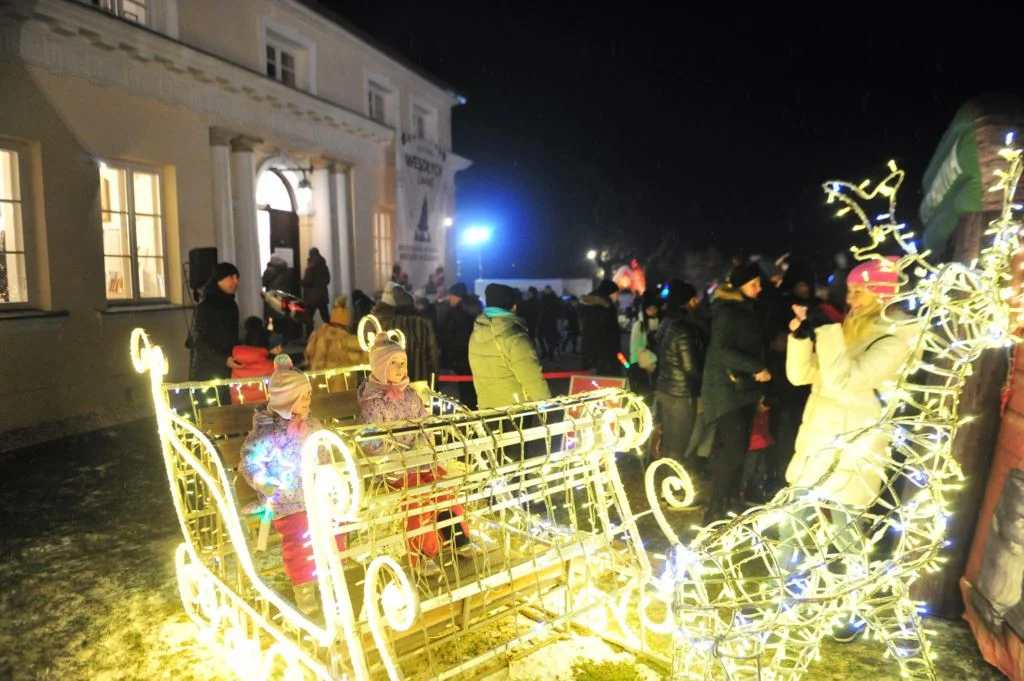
[188,247,218,290]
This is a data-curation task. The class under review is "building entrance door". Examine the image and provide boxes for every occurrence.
[268,208,300,275]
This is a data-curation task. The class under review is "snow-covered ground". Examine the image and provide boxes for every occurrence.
[500,635,662,681]
[0,419,1003,681]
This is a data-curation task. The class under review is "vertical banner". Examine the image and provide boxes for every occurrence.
[396,133,451,293]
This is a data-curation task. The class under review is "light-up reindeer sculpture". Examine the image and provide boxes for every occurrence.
[645,141,1024,680]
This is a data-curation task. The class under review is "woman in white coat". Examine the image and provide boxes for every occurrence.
[784,256,913,506]
[779,256,914,641]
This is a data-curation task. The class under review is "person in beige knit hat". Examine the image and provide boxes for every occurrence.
[358,335,478,576]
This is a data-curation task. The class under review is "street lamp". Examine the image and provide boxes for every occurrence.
[295,174,313,216]
[462,226,491,281]
[270,163,315,216]
[443,216,454,228]
[586,249,597,260]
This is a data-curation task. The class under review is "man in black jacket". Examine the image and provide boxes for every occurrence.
[702,263,772,524]
[301,247,331,338]
[443,282,479,408]
[580,280,622,375]
[654,280,704,463]
[190,262,242,384]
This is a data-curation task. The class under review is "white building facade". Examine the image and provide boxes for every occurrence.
[0,0,470,436]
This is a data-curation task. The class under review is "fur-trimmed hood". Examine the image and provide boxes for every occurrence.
[580,294,613,308]
[712,284,747,303]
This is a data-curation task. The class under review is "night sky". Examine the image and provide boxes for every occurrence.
[326,4,1023,280]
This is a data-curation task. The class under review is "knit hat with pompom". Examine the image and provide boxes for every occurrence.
[268,354,311,419]
[330,296,350,326]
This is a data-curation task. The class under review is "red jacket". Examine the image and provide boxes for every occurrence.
[230,345,275,404]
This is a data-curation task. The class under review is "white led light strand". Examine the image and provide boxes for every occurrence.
[653,144,1024,681]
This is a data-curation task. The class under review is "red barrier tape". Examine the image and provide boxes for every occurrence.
[435,370,594,383]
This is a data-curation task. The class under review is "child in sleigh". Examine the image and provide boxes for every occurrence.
[357,335,479,576]
[239,354,344,617]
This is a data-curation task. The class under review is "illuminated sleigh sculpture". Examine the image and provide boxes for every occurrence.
[131,322,666,679]
[646,143,1024,680]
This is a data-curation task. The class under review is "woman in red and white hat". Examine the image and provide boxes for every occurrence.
[785,256,913,510]
[781,256,916,641]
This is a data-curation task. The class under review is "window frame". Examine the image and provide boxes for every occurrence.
[266,42,297,87]
[413,108,426,139]
[368,82,391,124]
[0,141,31,308]
[261,17,317,94]
[410,98,437,141]
[99,160,169,305]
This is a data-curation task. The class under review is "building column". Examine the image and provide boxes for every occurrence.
[209,128,235,264]
[328,162,352,298]
[230,135,262,320]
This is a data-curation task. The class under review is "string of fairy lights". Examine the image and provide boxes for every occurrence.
[649,136,1024,681]
[129,138,1024,680]
[133,320,667,680]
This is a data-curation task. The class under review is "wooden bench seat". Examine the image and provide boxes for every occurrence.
[196,382,430,521]
[199,391,363,504]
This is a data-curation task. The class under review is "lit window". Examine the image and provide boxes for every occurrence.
[266,43,296,87]
[373,209,394,291]
[100,163,167,302]
[368,83,389,124]
[0,148,27,304]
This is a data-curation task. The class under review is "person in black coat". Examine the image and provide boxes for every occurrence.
[262,255,298,296]
[579,280,622,375]
[518,286,541,351]
[350,289,374,332]
[654,280,705,463]
[538,286,563,359]
[702,263,772,524]
[301,247,331,338]
[262,255,301,340]
[752,262,844,501]
[562,296,581,353]
[443,282,479,408]
[189,262,242,386]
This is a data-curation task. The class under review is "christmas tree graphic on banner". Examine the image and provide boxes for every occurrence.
[415,197,431,243]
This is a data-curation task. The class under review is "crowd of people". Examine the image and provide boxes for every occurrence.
[186,250,915,623]
[617,255,912,526]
